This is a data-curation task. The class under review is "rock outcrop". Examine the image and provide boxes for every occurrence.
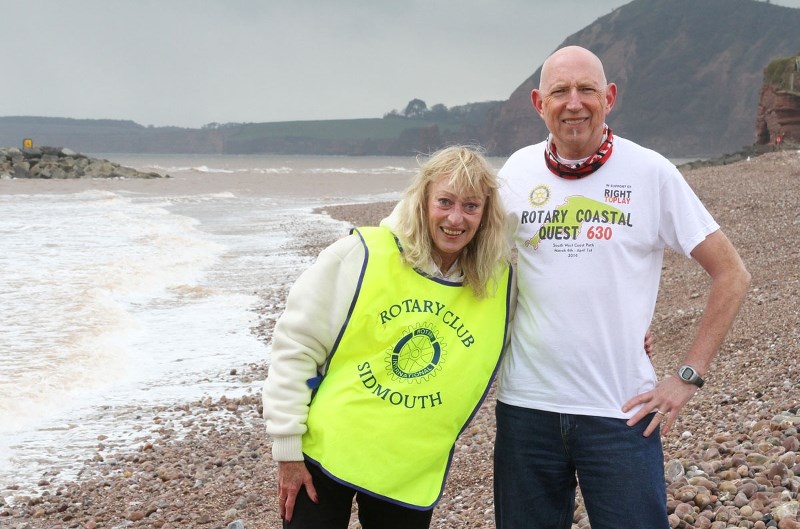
[0,146,166,179]
[756,55,800,149]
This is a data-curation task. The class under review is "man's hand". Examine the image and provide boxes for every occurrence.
[622,375,698,437]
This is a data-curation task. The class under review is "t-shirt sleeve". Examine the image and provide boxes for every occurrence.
[658,168,720,256]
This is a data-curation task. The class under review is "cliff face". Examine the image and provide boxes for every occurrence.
[486,0,800,158]
[755,56,800,148]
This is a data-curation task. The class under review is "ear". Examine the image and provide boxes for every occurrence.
[531,89,545,118]
[605,82,618,114]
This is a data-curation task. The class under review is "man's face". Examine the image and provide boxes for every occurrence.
[532,48,616,160]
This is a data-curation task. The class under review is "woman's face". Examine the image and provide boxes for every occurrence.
[426,176,485,273]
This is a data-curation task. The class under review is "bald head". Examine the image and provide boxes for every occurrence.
[531,45,616,159]
[539,46,608,92]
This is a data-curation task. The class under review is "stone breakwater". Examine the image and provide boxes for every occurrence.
[0,146,166,179]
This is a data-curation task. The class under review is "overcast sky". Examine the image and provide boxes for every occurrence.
[3,0,799,128]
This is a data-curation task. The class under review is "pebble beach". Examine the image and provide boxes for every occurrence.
[1,150,799,529]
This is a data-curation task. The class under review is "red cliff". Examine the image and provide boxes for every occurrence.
[755,55,800,149]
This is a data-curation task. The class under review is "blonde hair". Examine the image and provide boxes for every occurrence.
[393,145,509,298]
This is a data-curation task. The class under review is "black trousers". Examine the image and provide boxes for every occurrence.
[285,461,434,529]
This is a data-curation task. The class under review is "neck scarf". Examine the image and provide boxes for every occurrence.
[544,125,614,179]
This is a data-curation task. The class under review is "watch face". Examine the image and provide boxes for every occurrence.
[678,365,704,387]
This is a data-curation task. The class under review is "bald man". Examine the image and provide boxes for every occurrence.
[493,45,750,529]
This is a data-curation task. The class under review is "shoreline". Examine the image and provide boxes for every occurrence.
[2,151,799,528]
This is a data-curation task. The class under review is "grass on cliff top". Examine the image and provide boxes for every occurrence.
[764,55,800,92]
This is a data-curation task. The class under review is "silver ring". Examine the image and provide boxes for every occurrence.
[656,409,667,416]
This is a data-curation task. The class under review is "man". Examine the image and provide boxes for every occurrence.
[494,46,751,529]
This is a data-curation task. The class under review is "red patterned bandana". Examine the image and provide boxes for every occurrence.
[544,125,614,179]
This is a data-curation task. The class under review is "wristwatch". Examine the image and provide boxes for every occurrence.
[677,365,705,388]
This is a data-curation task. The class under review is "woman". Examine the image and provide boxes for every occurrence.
[262,145,514,528]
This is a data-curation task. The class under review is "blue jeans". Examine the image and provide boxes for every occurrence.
[494,402,669,529]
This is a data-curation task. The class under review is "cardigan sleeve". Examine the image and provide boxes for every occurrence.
[262,233,365,461]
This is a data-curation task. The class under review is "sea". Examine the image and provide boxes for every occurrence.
[0,153,434,500]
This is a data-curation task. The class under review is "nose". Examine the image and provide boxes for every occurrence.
[566,87,582,110]
[447,206,465,223]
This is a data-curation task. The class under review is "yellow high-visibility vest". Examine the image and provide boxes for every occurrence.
[302,226,511,509]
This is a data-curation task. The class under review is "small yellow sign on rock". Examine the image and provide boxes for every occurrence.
[22,138,33,149]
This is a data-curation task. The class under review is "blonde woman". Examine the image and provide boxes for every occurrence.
[263,146,514,528]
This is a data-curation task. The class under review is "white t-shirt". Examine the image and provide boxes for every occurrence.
[498,136,718,418]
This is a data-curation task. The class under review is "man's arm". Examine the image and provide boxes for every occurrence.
[623,230,751,436]
[680,230,751,373]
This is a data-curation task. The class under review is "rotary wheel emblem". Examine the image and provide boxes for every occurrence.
[529,184,551,207]
[385,324,445,383]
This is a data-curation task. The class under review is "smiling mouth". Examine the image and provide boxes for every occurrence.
[442,227,465,236]
[563,118,588,125]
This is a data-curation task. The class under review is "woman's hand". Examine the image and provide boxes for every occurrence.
[277,461,318,522]
[644,329,655,358]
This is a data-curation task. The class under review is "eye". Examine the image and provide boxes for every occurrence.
[463,202,482,214]
[436,197,453,208]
